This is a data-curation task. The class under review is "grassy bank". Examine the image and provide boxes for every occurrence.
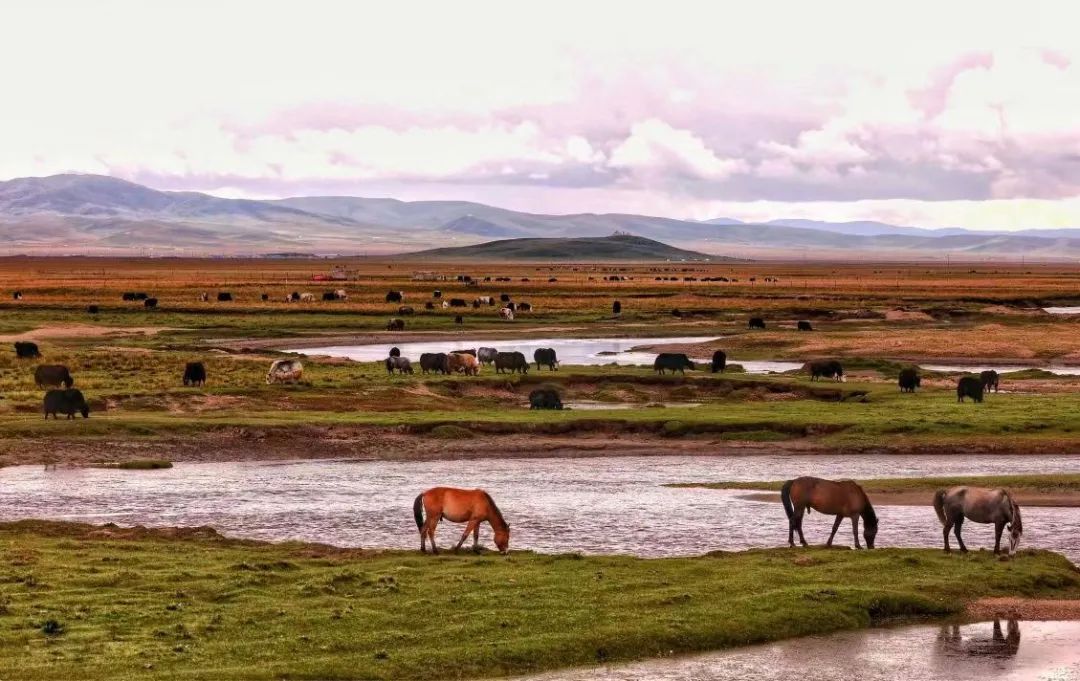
[669,474,1080,494]
[0,521,1077,680]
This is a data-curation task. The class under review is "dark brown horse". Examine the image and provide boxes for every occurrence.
[781,476,878,549]
[413,487,510,554]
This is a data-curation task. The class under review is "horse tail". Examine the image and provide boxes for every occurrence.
[933,489,948,526]
[413,493,425,531]
[780,479,795,519]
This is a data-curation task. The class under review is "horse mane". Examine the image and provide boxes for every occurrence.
[483,492,508,529]
[861,498,878,526]
[1006,492,1022,532]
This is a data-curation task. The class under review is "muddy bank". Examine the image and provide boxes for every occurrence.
[967,597,1080,620]
[2,426,1079,467]
[739,490,1080,508]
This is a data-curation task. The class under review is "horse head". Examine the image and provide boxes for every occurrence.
[494,524,510,555]
[1007,499,1023,553]
[864,516,878,549]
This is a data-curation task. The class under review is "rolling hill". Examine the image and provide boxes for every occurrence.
[2,173,1080,259]
[401,234,728,261]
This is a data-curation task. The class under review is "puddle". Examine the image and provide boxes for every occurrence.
[0,454,1077,561]
[500,620,1080,681]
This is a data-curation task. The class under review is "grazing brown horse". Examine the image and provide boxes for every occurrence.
[413,487,510,555]
[781,476,878,549]
[933,486,1022,554]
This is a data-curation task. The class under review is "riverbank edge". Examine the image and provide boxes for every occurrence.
[2,519,1080,680]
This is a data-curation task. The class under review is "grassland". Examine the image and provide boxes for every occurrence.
[0,520,1077,680]
[0,257,1077,463]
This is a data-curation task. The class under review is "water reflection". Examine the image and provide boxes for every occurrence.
[502,621,1080,681]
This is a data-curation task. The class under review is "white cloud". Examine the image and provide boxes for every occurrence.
[609,119,746,181]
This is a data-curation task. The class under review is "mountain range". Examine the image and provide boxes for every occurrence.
[2,173,1079,260]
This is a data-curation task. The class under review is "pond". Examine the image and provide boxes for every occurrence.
[1,454,1077,562]
[501,620,1080,681]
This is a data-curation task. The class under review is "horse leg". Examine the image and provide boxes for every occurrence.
[425,517,440,555]
[472,522,481,552]
[942,516,953,552]
[826,515,843,547]
[796,507,808,547]
[453,519,480,552]
[953,516,967,553]
[994,521,1005,555]
[851,515,862,549]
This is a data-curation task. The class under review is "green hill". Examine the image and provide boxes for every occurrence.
[400,234,734,261]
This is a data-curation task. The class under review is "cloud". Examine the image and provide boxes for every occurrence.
[609,119,746,182]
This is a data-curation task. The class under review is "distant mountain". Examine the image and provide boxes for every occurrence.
[2,173,1080,259]
[403,234,727,261]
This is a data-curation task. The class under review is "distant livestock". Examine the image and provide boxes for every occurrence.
[449,348,476,356]
[385,356,414,375]
[35,365,74,389]
[290,292,301,302]
[420,353,449,374]
[12,291,22,300]
[529,387,563,410]
[957,376,984,403]
[494,351,528,374]
[398,306,415,315]
[266,359,303,384]
[261,293,270,301]
[217,292,233,302]
[500,307,515,321]
[612,301,622,315]
[123,292,139,301]
[322,291,338,301]
[748,317,766,330]
[797,320,813,331]
[534,348,558,371]
[808,360,844,382]
[500,294,511,302]
[386,291,404,303]
[424,302,435,310]
[477,347,498,365]
[433,290,441,298]
[389,347,401,357]
[144,298,158,309]
[446,352,480,376]
[449,298,468,307]
[387,318,405,331]
[14,341,41,358]
[654,353,695,375]
[299,292,316,302]
[334,289,348,300]
[183,362,207,386]
[86,304,99,314]
[199,293,209,302]
[44,388,89,419]
[898,367,921,393]
[980,370,1000,393]
[475,296,493,306]
[711,350,727,373]
[517,302,532,312]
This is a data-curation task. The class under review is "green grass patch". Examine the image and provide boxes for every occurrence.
[0,520,1077,680]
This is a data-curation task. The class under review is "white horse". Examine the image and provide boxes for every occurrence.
[934,487,1022,554]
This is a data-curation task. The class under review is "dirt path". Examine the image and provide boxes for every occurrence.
[0,323,177,342]
[966,598,1080,620]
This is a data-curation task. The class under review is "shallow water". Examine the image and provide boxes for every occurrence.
[924,364,1080,376]
[1044,306,1080,315]
[1,454,1077,561]
[503,620,1080,681]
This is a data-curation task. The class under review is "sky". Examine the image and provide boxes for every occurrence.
[3,0,1080,230]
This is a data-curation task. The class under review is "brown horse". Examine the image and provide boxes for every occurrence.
[933,486,1022,554]
[781,476,878,549]
[413,487,510,555]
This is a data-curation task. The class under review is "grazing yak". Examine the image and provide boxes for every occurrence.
[322,291,338,301]
[12,291,22,300]
[299,292,316,302]
[289,291,301,302]
[529,387,563,410]
[500,294,511,302]
[44,389,89,419]
[980,370,1000,393]
[517,302,532,312]
[654,353,695,375]
[183,362,207,387]
[433,290,442,298]
[711,350,727,373]
[450,348,476,356]
[389,347,401,357]
[475,296,493,306]
[957,376,984,403]
[898,367,921,393]
[144,297,158,309]
[809,360,845,382]
[199,292,210,302]
[14,341,41,359]
[446,352,480,376]
[797,320,813,331]
[477,347,498,365]
[420,352,449,374]
[386,318,405,331]
[334,289,347,300]
[449,298,468,307]
[122,292,138,301]
[386,291,404,303]
[217,292,233,302]
[385,356,414,375]
[500,307,515,320]
[398,306,415,315]
[35,365,74,389]
[748,317,766,330]
[534,348,558,371]
[612,300,622,315]
[424,301,435,310]
[86,304,99,314]
[266,359,303,384]
[261,293,270,301]
[494,351,529,374]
